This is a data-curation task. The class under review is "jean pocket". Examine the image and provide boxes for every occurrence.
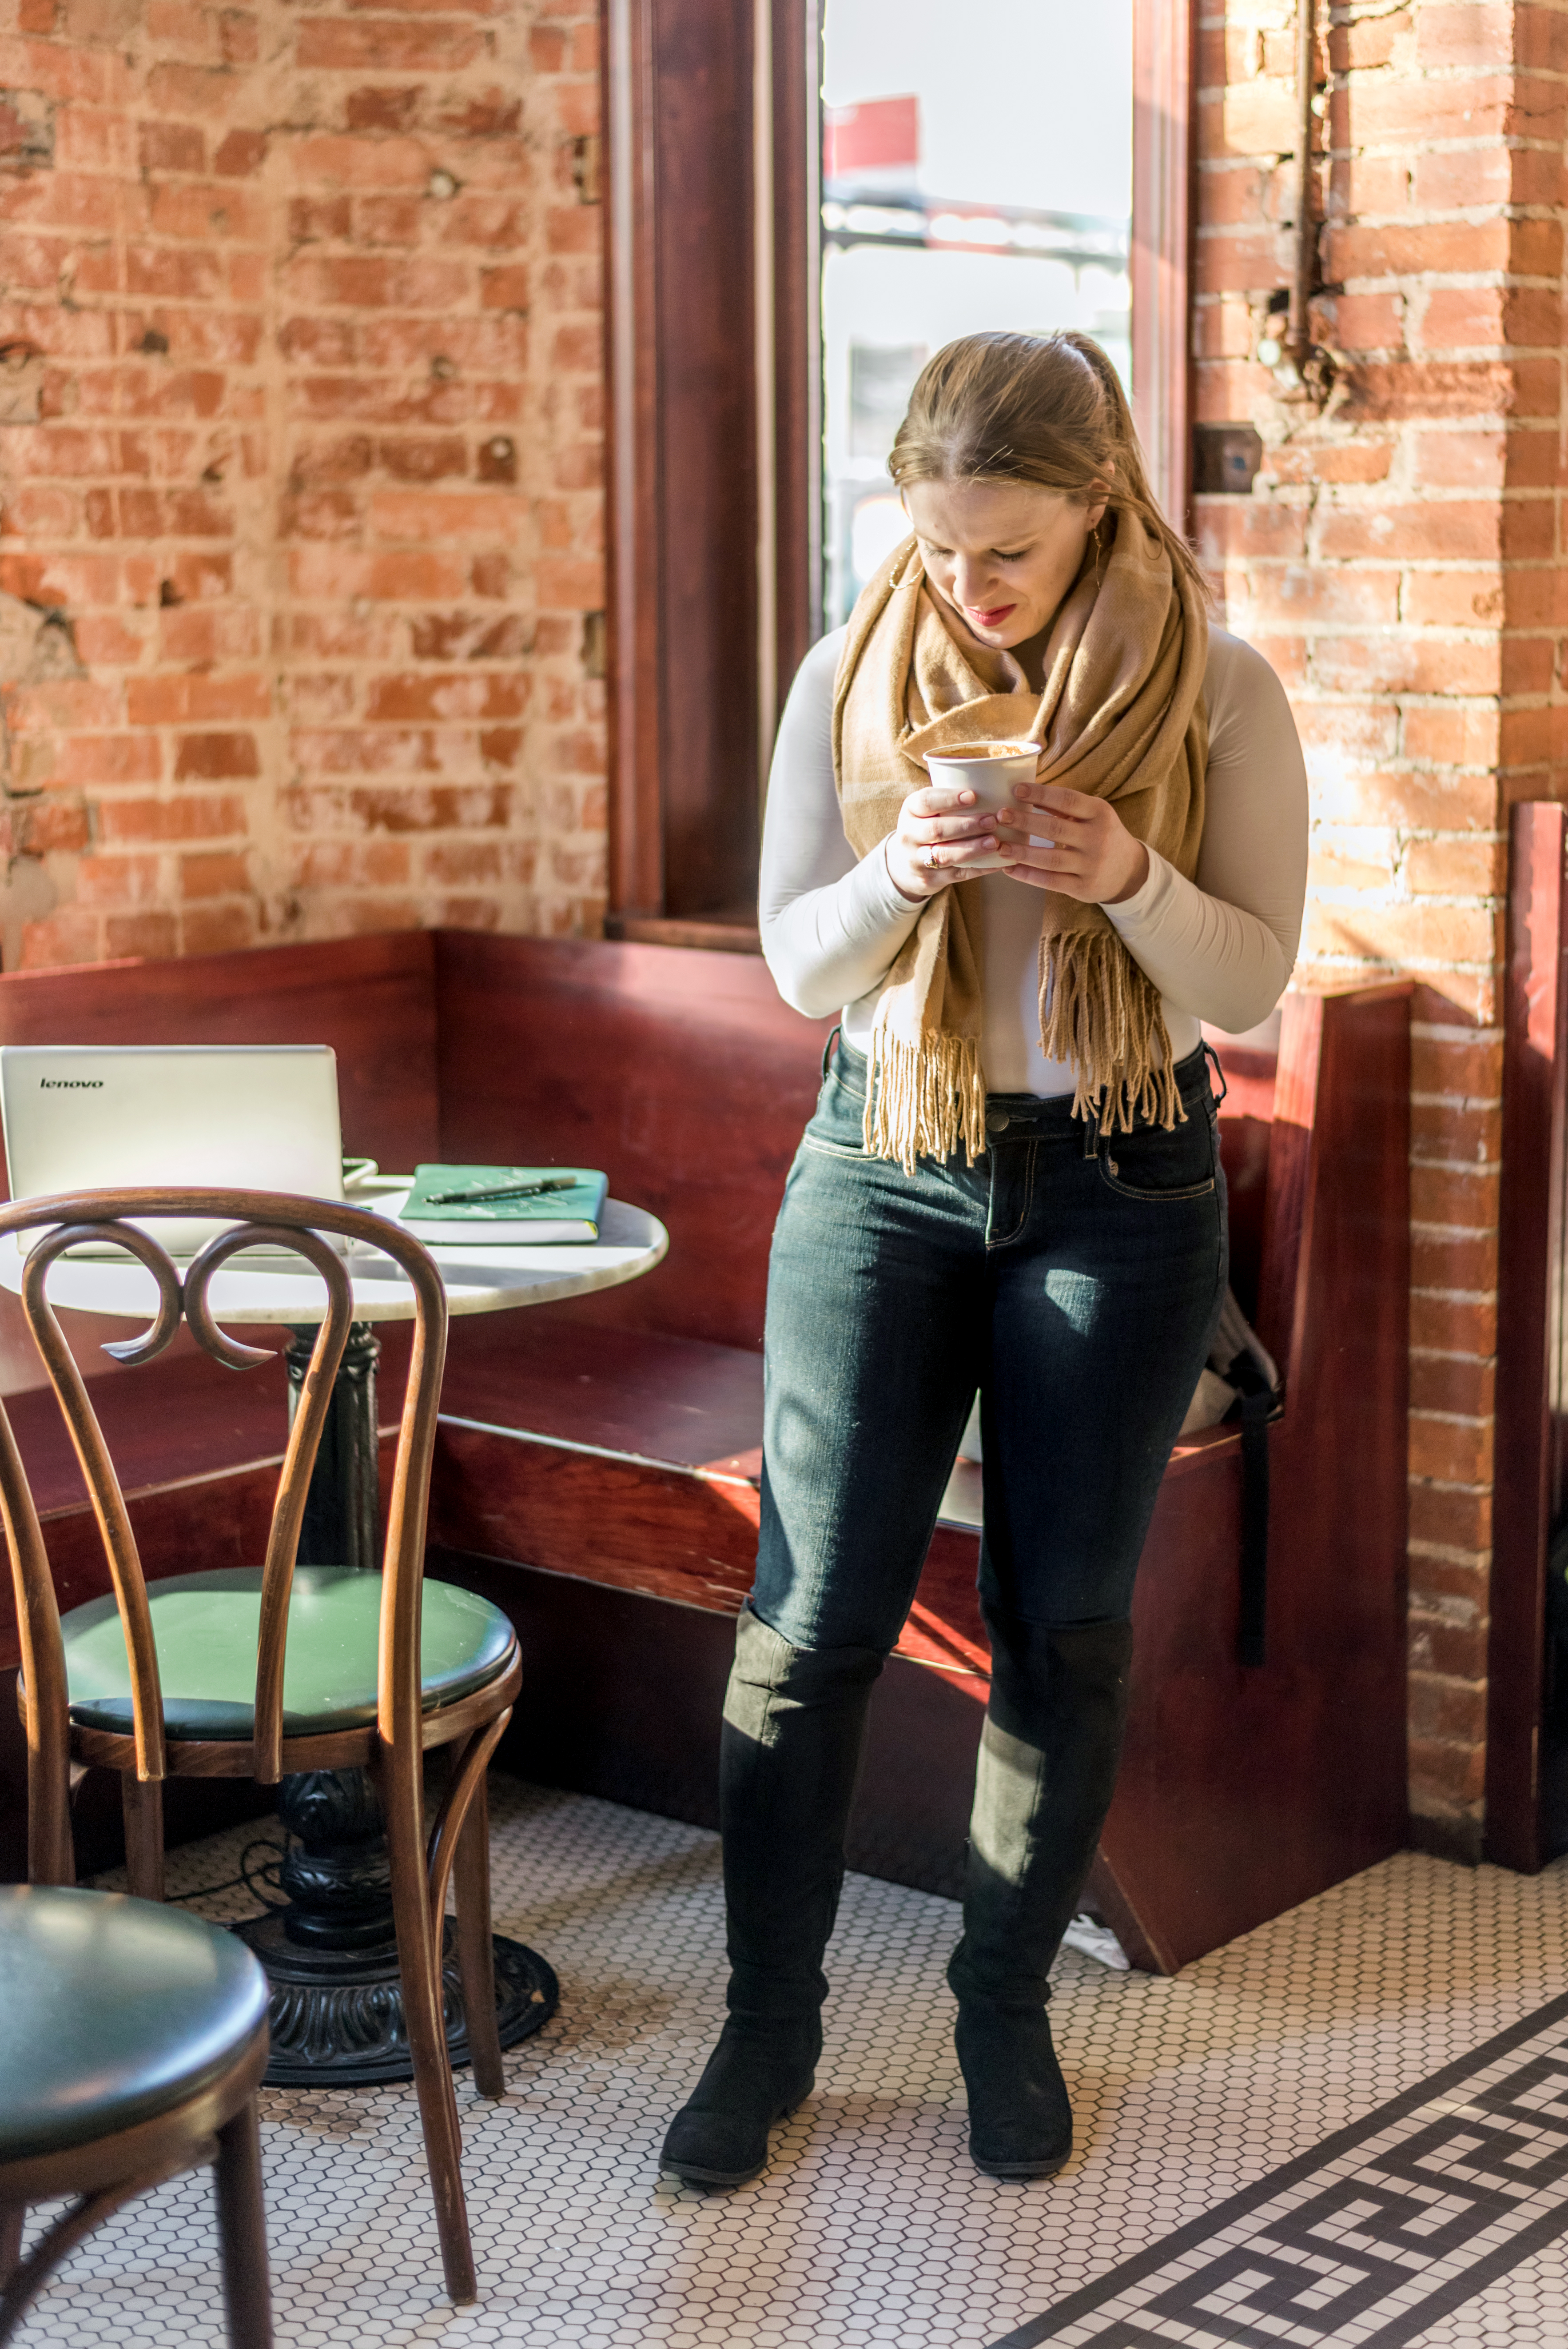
[1096,1104,1217,1202]
[799,1133,869,1162]
[801,1062,869,1159]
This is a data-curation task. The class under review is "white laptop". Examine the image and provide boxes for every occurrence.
[0,1045,350,1260]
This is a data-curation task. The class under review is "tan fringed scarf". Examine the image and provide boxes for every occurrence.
[832,512,1209,1172]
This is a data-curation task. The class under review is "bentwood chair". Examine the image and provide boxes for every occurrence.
[3,1189,525,2304]
[0,1883,272,2346]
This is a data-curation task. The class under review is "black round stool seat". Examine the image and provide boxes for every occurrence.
[0,1885,270,2164]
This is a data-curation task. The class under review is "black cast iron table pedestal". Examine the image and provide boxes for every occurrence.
[232,1320,558,2086]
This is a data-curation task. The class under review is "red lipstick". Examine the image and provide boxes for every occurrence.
[968,603,1015,629]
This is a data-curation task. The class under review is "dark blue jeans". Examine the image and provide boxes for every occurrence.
[754,1036,1229,1654]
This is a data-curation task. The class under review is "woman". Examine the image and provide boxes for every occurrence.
[661,331,1309,2188]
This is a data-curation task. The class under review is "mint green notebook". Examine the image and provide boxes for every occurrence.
[397,1165,608,1245]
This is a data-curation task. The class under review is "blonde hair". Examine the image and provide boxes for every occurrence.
[889,329,1209,605]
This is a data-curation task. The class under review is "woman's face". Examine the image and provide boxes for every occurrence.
[902,475,1109,652]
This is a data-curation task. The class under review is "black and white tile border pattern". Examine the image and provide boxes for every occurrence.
[995,1987,1568,2349]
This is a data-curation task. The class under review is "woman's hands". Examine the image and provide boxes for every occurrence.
[885,776,1151,908]
[996,781,1150,905]
[885,782,1004,903]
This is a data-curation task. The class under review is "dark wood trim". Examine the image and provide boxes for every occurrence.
[601,0,817,934]
[1086,1850,1170,1978]
[655,0,759,922]
[771,0,822,685]
[1487,801,1568,1871]
[602,0,765,928]
[603,0,664,920]
[605,915,761,953]
[1131,0,1195,530]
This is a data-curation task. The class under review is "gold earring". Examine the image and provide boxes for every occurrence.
[1092,522,1104,586]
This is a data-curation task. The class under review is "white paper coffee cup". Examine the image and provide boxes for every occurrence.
[922,740,1039,814]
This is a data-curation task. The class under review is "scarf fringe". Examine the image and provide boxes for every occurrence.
[1039,928,1186,1136]
[861,933,1186,1170]
[864,1027,988,1175]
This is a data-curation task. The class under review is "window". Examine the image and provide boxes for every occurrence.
[820,0,1135,627]
[601,0,1188,946]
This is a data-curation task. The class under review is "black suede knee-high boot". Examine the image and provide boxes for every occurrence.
[947,1611,1133,2179]
[661,1603,885,2187]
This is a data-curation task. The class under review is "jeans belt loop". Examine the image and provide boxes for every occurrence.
[821,1024,843,1085]
[1201,1037,1229,1108]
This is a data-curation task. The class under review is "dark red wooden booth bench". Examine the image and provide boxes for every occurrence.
[0,932,1411,1972]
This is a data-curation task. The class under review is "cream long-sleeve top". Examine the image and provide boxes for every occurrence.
[759,623,1310,1096]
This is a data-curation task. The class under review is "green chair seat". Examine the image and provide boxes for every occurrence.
[0,1885,270,2162]
[60,1567,517,1740]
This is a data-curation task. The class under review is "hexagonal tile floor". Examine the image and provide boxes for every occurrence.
[12,1775,1568,2347]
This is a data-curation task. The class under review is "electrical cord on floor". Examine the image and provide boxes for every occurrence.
[167,1835,288,1909]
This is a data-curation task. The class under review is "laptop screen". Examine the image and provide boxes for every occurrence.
[0,1045,346,1258]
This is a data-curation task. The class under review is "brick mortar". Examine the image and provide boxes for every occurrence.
[0,0,607,964]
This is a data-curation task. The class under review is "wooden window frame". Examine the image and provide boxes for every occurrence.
[601,0,819,952]
[601,0,1192,950]
[1131,0,1194,531]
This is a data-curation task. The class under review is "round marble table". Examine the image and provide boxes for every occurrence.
[0,1188,667,1324]
[0,1188,668,2086]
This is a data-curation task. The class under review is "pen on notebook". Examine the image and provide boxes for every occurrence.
[424,1175,579,1207]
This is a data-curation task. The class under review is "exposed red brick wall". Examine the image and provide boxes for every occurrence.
[1195,0,1563,1857]
[0,0,606,965]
